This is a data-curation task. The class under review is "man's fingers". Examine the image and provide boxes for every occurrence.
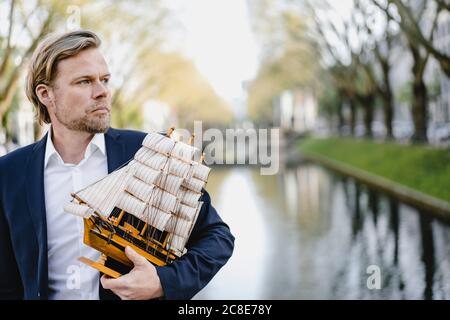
[100,274,125,290]
[101,275,132,299]
[100,274,115,289]
[125,246,147,266]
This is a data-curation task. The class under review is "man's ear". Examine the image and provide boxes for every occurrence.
[35,84,54,110]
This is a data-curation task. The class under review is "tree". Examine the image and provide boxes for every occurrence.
[133,51,234,128]
[308,0,381,137]
[388,0,450,78]
[246,0,321,125]
[355,0,398,139]
[0,0,61,142]
[373,0,441,142]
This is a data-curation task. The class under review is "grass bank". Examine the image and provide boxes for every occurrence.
[298,137,450,204]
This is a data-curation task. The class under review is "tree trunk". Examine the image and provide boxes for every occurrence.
[0,71,20,122]
[411,78,428,143]
[381,61,394,139]
[349,98,356,136]
[382,93,394,139]
[337,103,345,136]
[409,41,429,143]
[361,95,374,138]
[336,93,345,136]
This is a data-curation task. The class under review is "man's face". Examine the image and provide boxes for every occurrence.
[49,48,112,133]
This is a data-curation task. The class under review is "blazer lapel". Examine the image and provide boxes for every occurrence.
[105,128,125,173]
[25,133,48,298]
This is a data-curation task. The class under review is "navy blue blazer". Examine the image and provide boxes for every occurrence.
[0,128,234,300]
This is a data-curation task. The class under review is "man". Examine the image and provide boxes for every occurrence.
[0,30,234,300]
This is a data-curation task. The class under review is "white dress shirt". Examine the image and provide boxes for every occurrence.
[44,128,108,300]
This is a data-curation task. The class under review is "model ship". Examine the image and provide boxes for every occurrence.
[63,128,211,278]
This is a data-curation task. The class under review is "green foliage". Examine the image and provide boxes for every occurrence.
[299,137,450,203]
[135,51,234,127]
[317,83,341,120]
[247,6,321,123]
[397,81,412,104]
[111,102,143,130]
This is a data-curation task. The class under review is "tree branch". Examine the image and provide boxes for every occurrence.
[0,9,54,118]
[0,0,16,78]
[389,0,450,76]
[434,0,450,11]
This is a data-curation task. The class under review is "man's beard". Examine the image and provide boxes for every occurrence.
[54,103,111,134]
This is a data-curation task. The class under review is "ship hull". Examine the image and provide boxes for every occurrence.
[80,216,176,278]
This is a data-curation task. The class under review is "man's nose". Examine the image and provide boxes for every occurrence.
[92,80,109,99]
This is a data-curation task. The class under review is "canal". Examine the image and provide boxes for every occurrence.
[194,162,450,299]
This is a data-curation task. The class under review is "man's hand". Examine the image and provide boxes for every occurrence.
[100,246,164,300]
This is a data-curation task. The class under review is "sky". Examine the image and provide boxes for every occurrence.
[173,0,260,105]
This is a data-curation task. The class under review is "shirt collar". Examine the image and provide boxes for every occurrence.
[90,131,106,156]
[44,127,106,168]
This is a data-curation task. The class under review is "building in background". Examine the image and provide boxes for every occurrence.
[428,9,450,143]
[273,88,318,134]
[11,102,35,146]
[0,99,35,156]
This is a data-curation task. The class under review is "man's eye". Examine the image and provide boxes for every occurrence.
[78,79,91,85]
[102,78,110,84]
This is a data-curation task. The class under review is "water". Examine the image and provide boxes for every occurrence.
[193,164,450,300]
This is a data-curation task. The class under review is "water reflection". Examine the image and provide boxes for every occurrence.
[420,213,435,300]
[194,164,450,300]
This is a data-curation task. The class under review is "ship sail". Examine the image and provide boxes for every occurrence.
[63,129,211,272]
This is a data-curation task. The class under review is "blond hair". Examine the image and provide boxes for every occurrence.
[26,30,101,125]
